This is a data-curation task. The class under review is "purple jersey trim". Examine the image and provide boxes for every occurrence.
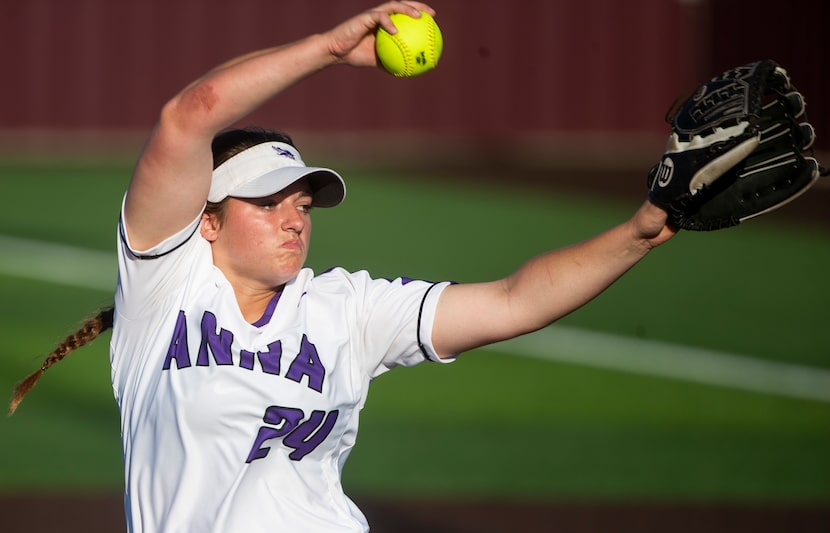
[251,290,282,328]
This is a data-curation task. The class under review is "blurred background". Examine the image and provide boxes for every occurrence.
[1,1,829,532]
[2,0,828,167]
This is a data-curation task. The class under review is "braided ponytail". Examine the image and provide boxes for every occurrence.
[8,307,114,415]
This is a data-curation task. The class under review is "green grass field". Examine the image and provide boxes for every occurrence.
[1,158,828,504]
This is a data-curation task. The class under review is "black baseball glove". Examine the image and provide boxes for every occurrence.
[647,60,827,231]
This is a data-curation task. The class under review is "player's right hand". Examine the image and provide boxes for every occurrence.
[325,1,435,67]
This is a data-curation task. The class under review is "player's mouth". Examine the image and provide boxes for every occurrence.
[281,238,303,251]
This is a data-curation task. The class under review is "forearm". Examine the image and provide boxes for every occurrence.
[161,0,429,136]
[433,201,674,357]
[499,198,674,335]
[166,34,336,140]
[502,219,654,333]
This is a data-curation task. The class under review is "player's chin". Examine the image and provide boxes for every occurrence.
[272,255,306,281]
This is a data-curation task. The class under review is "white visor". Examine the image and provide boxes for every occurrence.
[208,141,346,207]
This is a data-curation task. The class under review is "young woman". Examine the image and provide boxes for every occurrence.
[11,2,675,531]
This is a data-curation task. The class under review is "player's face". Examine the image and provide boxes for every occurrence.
[204,180,313,290]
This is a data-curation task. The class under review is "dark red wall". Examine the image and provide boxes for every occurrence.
[1,1,702,133]
[1,0,826,149]
[708,0,829,151]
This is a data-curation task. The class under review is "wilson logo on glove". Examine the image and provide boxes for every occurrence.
[653,157,675,188]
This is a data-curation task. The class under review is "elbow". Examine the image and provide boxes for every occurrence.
[159,82,221,136]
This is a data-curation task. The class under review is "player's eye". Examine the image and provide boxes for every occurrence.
[245,197,278,210]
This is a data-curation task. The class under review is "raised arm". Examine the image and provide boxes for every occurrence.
[432,199,676,358]
[123,1,434,251]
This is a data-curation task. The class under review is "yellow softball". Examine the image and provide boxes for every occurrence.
[375,11,443,78]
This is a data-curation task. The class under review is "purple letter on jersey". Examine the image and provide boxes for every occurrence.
[162,312,327,395]
[285,334,325,392]
[196,312,233,366]
[239,340,282,374]
[163,311,191,369]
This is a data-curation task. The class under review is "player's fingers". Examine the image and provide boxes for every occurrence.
[371,2,433,34]
[400,1,436,17]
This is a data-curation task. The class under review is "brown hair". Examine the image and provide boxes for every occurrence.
[9,307,115,415]
[8,127,294,415]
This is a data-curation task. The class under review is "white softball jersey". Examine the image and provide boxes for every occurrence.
[111,205,453,532]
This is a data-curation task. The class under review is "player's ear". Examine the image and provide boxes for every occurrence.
[200,211,221,242]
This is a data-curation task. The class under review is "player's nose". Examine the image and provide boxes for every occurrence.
[281,207,306,233]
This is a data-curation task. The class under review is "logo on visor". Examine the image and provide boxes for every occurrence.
[272,145,296,160]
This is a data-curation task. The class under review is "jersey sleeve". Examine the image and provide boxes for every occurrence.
[115,193,209,320]
[371,277,454,370]
[320,270,456,379]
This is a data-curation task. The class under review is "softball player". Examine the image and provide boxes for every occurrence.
[10,2,675,531]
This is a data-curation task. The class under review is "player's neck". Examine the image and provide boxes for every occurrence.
[234,286,284,325]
